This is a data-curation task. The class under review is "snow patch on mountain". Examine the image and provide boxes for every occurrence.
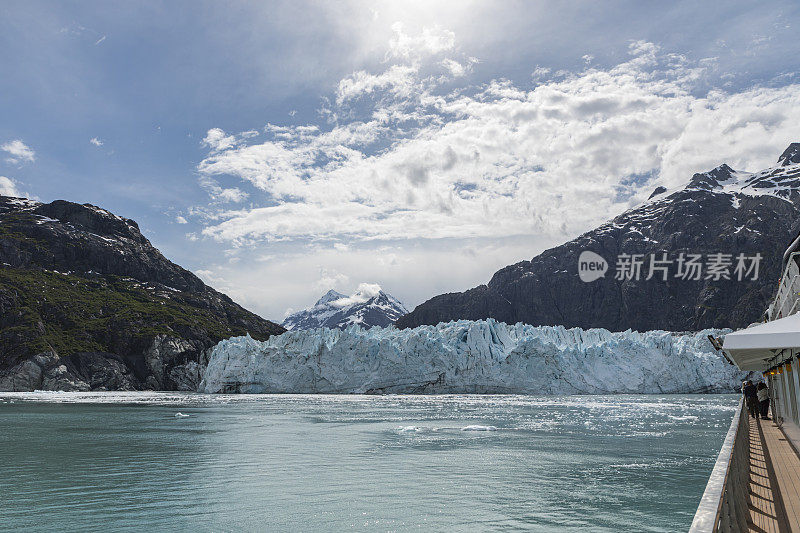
[630,160,800,222]
[315,289,346,306]
[282,284,409,330]
[655,157,800,205]
[200,319,752,394]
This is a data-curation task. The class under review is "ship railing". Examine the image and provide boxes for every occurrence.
[769,252,800,320]
[688,399,749,533]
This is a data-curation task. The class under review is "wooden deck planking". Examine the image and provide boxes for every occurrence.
[760,418,800,532]
[749,417,782,533]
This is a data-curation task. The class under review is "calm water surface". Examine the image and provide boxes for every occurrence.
[0,393,736,532]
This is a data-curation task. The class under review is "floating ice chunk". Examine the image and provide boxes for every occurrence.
[461,425,498,432]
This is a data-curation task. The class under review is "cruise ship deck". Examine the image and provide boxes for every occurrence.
[691,399,800,532]
[747,416,800,532]
[691,249,800,533]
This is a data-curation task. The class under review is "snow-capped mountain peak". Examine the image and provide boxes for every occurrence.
[778,143,800,166]
[315,289,346,306]
[397,143,800,332]
[282,284,409,330]
[686,163,738,191]
[668,147,800,203]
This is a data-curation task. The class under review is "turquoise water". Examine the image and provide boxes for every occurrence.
[0,393,736,532]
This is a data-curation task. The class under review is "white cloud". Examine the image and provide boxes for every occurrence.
[193,30,800,286]
[325,282,383,308]
[0,176,34,200]
[195,268,228,288]
[441,58,466,77]
[202,128,237,152]
[218,188,248,202]
[387,22,455,61]
[314,267,349,292]
[0,176,22,197]
[198,176,249,203]
[347,282,381,299]
[176,215,188,224]
[90,137,104,146]
[1,140,35,164]
[336,64,417,105]
[191,235,558,319]
[532,66,551,79]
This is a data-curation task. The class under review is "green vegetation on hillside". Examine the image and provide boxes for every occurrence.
[0,266,260,365]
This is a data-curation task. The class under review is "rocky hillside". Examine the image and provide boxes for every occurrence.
[0,196,284,391]
[283,285,408,330]
[397,144,800,332]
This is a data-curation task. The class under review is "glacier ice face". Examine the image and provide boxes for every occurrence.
[199,319,753,394]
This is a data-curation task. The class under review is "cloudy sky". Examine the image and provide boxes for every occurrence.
[3,1,800,320]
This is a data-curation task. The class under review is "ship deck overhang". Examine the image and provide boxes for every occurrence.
[722,313,800,371]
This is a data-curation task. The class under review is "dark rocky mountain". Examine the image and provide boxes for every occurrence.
[282,286,408,330]
[397,144,800,332]
[0,196,284,391]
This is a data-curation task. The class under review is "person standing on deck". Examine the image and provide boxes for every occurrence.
[757,382,770,420]
[744,380,759,418]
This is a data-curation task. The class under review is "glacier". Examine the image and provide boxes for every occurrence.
[199,319,753,394]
